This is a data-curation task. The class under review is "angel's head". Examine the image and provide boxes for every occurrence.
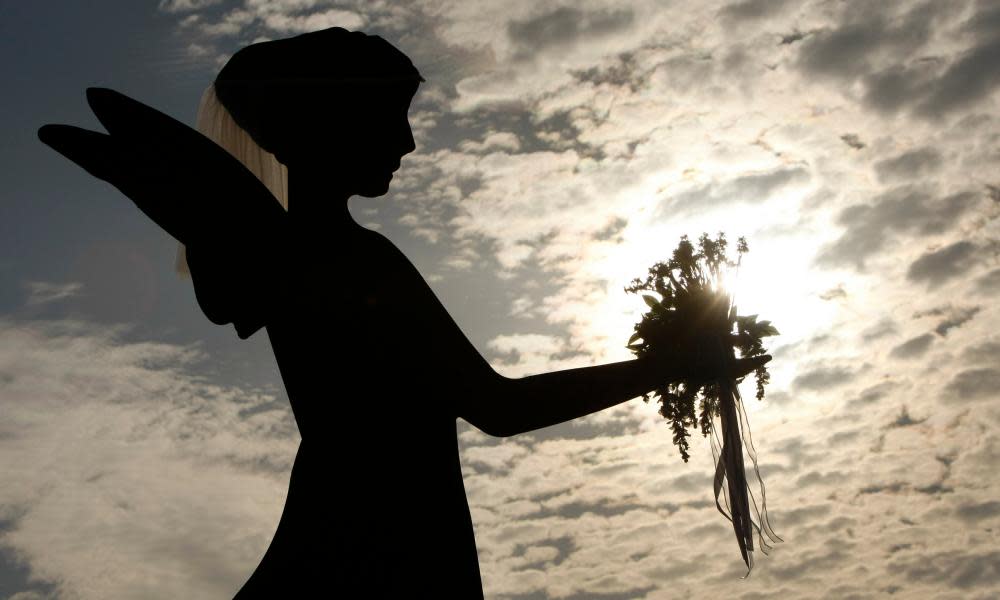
[202,27,423,200]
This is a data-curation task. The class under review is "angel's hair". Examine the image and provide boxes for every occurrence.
[174,85,288,275]
[175,27,422,276]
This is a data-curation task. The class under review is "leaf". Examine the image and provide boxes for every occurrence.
[628,332,642,344]
[642,295,660,309]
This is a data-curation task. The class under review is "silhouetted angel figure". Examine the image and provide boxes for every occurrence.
[39,27,768,599]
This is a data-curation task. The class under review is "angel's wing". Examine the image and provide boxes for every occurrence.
[38,88,287,338]
[38,87,286,247]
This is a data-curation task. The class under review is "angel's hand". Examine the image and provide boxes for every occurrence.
[657,335,771,384]
[731,354,771,379]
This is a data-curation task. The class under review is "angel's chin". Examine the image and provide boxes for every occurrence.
[356,175,392,198]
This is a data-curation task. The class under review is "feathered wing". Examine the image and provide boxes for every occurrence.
[38,87,287,338]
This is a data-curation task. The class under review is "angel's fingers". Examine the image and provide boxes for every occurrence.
[732,355,771,378]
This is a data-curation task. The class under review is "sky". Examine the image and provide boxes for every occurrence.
[1,0,999,598]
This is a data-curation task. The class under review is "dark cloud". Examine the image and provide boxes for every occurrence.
[510,536,576,569]
[796,1,947,78]
[661,471,713,494]
[828,430,860,446]
[861,60,939,114]
[507,7,634,59]
[571,52,642,91]
[844,381,893,410]
[987,184,1000,203]
[921,305,982,336]
[779,31,807,45]
[861,319,897,341]
[956,500,1000,523]
[917,39,1000,117]
[887,405,926,428]
[719,0,790,21]
[592,216,628,242]
[887,543,912,554]
[859,481,907,495]
[793,365,856,390]
[0,545,57,600]
[963,0,1000,40]
[874,148,942,183]
[788,0,1000,118]
[771,436,825,471]
[795,470,848,488]
[656,166,809,219]
[530,497,646,520]
[890,550,1000,589]
[793,2,1000,118]
[815,188,978,269]
[763,389,793,406]
[819,284,847,300]
[536,587,658,600]
[769,547,851,581]
[889,333,934,359]
[774,503,832,526]
[861,24,1000,119]
[798,19,895,79]
[840,134,865,150]
[960,338,1000,365]
[906,241,979,288]
[946,368,1000,401]
[974,267,1000,293]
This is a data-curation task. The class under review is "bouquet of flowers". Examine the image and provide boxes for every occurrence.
[625,233,781,574]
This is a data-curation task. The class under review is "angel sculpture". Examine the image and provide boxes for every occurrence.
[38,27,769,598]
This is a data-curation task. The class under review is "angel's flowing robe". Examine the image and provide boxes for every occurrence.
[190,222,487,598]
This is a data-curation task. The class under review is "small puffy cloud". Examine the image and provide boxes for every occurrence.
[840,133,865,150]
[874,147,942,183]
[158,0,222,13]
[792,365,858,390]
[261,8,365,33]
[718,0,791,22]
[906,240,980,288]
[889,333,934,359]
[974,267,1000,294]
[960,338,1000,365]
[912,304,982,337]
[22,281,83,306]
[955,500,1000,523]
[945,368,1000,402]
[458,131,521,154]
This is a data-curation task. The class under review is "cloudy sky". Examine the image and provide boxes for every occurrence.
[2,0,999,597]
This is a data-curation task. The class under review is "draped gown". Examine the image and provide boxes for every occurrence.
[189,221,490,598]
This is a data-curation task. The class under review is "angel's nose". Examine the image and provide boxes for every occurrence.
[400,124,415,156]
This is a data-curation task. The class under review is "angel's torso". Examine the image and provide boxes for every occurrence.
[245,223,483,596]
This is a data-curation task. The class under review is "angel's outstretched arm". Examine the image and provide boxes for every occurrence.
[399,261,769,435]
[458,351,767,437]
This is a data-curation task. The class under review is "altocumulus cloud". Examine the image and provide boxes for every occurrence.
[0,318,298,599]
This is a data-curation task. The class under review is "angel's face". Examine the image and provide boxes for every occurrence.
[282,83,417,198]
[348,88,417,198]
